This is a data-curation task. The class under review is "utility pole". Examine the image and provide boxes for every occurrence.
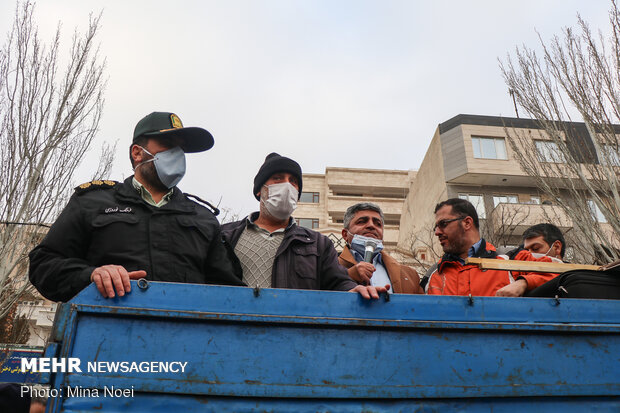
[509,89,519,118]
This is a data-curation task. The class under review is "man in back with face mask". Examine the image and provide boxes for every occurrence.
[521,223,566,260]
[29,112,244,302]
[338,203,423,294]
[221,153,387,299]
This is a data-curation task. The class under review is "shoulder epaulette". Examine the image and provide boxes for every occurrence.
[74,180,119,194]
[185,193,220,216]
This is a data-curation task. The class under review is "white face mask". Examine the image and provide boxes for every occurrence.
[348,232,384,258]
[531,242,558,259]
[261,182,298,220]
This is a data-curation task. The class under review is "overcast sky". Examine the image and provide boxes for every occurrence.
[0,1,612,217]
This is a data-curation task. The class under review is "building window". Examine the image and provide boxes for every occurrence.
[535,140,566,163]
[458,193,486,219]
[492,195,518,207]
[299,192,320,203]
[587,200,607,223]
[528,196,541,204]
[415,248,428,262]
[296,218,319,229]
[471,137,507,160]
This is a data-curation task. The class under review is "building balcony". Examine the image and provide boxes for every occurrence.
[488,203,573,237]
[17,301,58,328]
[383,227,400,245]
[326,196,405,221]
[599,223,620,250]
[325,168,413,189]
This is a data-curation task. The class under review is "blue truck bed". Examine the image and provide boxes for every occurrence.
[39,281,620,412]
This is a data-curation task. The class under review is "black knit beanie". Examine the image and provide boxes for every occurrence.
[253,153,303,200]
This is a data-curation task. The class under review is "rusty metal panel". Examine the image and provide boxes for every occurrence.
[44,282,620,411]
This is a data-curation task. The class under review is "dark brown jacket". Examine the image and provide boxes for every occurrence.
[222,213,357,291]
[338,246,423,294]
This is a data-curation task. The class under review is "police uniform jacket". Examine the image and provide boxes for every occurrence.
[29,177,244,302]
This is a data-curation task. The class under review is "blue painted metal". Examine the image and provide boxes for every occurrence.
[56,395,620,412]
[42,282,620,412]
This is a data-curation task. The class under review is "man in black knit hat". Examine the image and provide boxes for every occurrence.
[222,153,387,299]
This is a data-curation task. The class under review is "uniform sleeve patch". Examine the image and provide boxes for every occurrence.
[75,180,119,194]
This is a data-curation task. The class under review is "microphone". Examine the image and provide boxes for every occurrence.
[364,239,377,263]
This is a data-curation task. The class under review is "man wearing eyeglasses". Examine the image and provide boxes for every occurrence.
[426,198,557,296]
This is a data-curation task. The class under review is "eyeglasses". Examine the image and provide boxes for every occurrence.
[433,216,466,231]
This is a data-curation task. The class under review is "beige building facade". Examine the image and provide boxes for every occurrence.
[295,167,416,254]
[397,114,618,268]
[16,300,58,347]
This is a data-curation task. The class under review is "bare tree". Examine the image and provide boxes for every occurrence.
[406,226,443,274]
[0,2,112,327]
[215,196,242,224]
[482,201,532,250]
[500,0,620,264]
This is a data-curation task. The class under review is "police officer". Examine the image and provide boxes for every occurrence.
[29,112,244,301]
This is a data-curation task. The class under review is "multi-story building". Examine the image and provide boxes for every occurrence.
[1,223,54,348]
[16,300,58,347]
[295,167,416,254]
[397,114,618,268]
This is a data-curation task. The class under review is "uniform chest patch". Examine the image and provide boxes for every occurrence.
[104,206,133,214]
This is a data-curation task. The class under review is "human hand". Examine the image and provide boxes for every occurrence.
[353,261,376,285]
[495,279,528,297]
[90,265,147,298]
[349,284,390,300]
